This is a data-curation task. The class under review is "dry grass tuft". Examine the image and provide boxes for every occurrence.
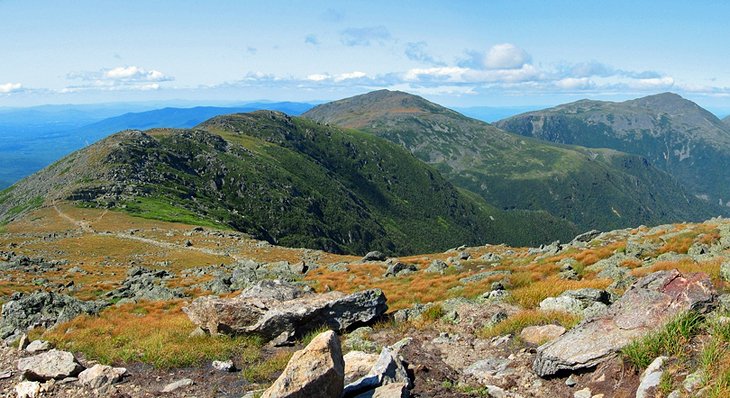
[508,276,612,308]
[479,309,580,339]
[44,300,262,368]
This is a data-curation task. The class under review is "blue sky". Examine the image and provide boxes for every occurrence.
[1,0,729,109]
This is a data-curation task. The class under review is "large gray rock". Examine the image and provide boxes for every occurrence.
[238,280,313,301]
[534,270,715,377]
[0,292,108,340]
[183,289,387,341]
[17,349,84,381]
[539,288,611,316]
[261,330,344,398]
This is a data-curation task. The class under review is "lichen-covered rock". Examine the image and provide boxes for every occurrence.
[183,289,387,341]
[261,330,344,398]
[0,292,107,340]
[533,270,715,377]
[17,349,84,381]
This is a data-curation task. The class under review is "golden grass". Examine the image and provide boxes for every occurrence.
[630,258,725,286]
[44,300,262,368]
[509,276,613,308]
[479,309,580,339]
[572,241,626,266]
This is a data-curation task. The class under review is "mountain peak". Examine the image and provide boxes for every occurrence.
[303,90,460,129]
[625,92,702,114]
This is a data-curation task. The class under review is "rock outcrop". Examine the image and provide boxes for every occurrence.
[534,270,715,377]
[183,287,387,341]
[0,292,108,341]
[261,330,345,398]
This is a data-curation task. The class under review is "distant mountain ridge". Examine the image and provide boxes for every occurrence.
[0,102,314,189]
[0,110,577,255]
[304,90,722,231]
[496,92,730,206]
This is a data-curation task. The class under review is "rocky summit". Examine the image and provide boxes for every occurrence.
[1,194,730,396]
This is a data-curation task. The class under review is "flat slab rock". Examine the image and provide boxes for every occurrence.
[534,270,715,377]
[17,349,84,381]
[183,286,387,341]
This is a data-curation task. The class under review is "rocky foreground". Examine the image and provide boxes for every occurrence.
[1,205,730,397]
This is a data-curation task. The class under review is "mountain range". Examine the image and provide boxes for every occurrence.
[0,111,575,255]
[304,90,721,232]
[497,93,730,207]
[0,102,314,190]
[2,90,727,255]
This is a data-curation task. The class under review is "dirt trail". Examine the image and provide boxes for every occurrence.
[52,201,241,261]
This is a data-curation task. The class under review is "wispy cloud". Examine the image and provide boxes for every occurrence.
[340,26,391,46]
[305,34,320,46]
[484,43,531,69]
[0,82,22,94]
[66,65,173,91]
[404,42,444,66]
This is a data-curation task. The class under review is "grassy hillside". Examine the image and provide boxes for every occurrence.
[497,93,730,208]
[304,90,720,231]
[0,111,577,255]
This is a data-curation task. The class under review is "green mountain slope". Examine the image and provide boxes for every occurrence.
[0,111,577,255]
[304,90,720,231]
[496,93,730,207]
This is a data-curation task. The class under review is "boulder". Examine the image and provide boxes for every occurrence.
[78,364,127,389]
[212,359,235,372]
[363,251,387,262]
[520,325,566,345]
[423,260,448,274]
[572,230,601,243]
[106,267,185,302]
[533,270,715,377]
[383,262,417,278]
[17,349,84,381]
[343,338,411,397]
[539,289,611,317]
[636,356,667,398]
[25,340,52,353]
[15,381,41,398]
[261,330,345,398]
[183,289,387,341]
[0,292,108,340]
[344,351,380,384]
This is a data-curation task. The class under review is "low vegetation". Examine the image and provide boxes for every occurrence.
[44,301,263,368]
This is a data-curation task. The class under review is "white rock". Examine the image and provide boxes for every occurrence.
[15,381,41,398]
[17,349,83,381]
[25,340,52,353]
[78,364,127,389]
[212,360,235,372]
[636,356,667,398]
[573,387,592,398]
[161,378,194,393]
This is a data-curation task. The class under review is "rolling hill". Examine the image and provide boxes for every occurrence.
[0,111,577,255]
[304,90,721,231]
[496,93,730,207]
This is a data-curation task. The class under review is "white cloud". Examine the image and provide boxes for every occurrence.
[484,43,531,69]
[556,77,594,90]
[0,82,22,94]
[628,76,675,89]
[334,71,367,81]
[103,66,170,82]
[307,73,331,82]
